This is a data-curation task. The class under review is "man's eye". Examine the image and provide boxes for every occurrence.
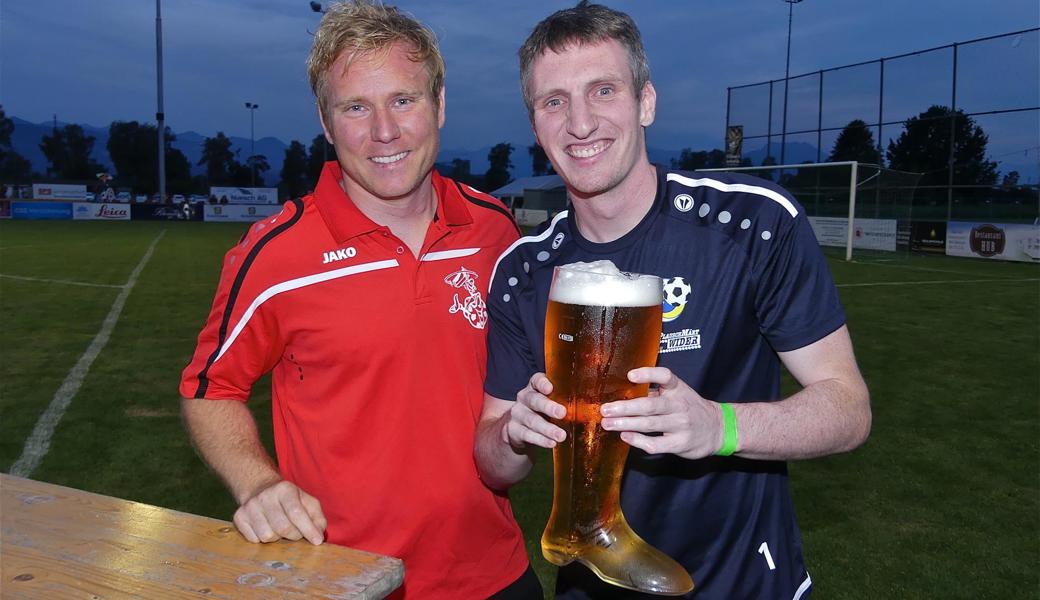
[545,98,562,108]
[596,86,614,96]
[346,104,365,113]
[395,97,415,106]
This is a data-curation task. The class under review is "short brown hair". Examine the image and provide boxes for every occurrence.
[307,1,445,119]
[518,1,650,117]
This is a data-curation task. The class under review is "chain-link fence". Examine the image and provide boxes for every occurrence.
[726,28,1039,223]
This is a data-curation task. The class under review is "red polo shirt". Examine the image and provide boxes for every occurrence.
[180,162,527,599]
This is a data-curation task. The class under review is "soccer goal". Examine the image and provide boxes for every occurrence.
[700,161,924,261]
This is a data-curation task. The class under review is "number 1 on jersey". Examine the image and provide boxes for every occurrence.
[758,541,777,571]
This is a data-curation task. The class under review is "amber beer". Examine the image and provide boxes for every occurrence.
[542,261,693,595]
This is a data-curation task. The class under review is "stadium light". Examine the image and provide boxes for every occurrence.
[780,0,804,166]
[245,102,259,187]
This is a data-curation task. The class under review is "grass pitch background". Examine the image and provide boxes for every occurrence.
[1,220,1037,598]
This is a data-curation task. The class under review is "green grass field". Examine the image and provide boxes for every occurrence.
[1,220,1037,598]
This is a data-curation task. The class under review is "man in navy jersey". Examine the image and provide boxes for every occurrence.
[474,2,872,598]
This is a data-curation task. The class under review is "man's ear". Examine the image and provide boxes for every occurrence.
[639,81,657,128]
[318,102,335,146]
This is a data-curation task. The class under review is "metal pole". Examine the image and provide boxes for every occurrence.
[947,44,959,221]
[156,0,166,202]
[780,0,801,166]
[846,161,858,262]
[246,102,259,187]
[250,107,255,187]
[767,82,774,164]
[725,86,732,152]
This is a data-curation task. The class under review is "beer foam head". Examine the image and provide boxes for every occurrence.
[550,260,662,307]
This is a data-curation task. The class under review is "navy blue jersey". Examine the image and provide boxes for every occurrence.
[485,167,844,599]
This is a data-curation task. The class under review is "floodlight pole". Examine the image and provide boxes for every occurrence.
[156,0,166,202]
[780,0,803,166]
[246,102,259,187]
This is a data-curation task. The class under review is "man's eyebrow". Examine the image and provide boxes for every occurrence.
[333,89,426,107]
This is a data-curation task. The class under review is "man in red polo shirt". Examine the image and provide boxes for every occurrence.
[179,2,536,598]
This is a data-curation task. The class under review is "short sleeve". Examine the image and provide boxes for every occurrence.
[752,211,846,352]
[484,256,538,401]
[179,244,284,401]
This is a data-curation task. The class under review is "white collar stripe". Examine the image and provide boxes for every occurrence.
[421,247,481,261]
[490,210,570,284]
[666,173,799,217]
[215,258,399,362]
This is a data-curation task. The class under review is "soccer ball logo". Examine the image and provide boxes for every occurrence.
[662,277,692,323]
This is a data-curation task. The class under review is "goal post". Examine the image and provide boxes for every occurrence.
[700,161,923,261]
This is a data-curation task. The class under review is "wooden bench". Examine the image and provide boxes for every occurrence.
[1,473,403,599]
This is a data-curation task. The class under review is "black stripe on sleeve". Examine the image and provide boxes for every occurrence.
[454,181,521,236]
[193,198,305,398]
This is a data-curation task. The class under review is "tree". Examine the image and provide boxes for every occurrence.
[307,134,332,188]
[198,132,240,185]
[1000,170,1020,189]
[529,143,554,176]
[40,123,105,180]
[246,154,270,186]
[484,142,514,192]
[280,140,309,199]
[0,106,32,181]
[886,105,998,203]
[828,119,880,165]
[107,121,190,193]
[671,148,727,171]
[758,155,778,181]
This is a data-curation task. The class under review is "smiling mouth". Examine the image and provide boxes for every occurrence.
[371,151,408,164]
[566,141,611,159]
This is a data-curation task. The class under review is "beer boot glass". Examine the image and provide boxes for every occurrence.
[542,261,694,596]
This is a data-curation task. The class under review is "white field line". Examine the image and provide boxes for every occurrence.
[838,277,1039,288]
[849,260,1009,277]
[0,274,125,289]
[9,230,166,478]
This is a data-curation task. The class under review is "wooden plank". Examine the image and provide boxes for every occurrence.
[1,474,403,599]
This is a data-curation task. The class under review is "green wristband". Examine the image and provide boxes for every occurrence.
[715,403,738,456]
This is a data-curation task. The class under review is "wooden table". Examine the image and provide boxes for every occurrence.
[0,474,403,599]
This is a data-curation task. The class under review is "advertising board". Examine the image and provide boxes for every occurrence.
[946,222,1040,263]
[808,216,898,252]
[73,202,131,221]
[32,183,87,201]
[209,187,279,205]
[203,204,281,222]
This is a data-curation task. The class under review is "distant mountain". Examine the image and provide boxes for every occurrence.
[8,117,290,187]
[744,141,821,166]
[8,115,859,189]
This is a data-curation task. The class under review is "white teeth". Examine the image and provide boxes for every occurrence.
[372,152,407,164]
[568,142,608,159]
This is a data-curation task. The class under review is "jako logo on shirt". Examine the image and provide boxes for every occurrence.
[443,267,488,330]
[322,247,357,264]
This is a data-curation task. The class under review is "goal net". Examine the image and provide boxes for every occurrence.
[701,161,924,261]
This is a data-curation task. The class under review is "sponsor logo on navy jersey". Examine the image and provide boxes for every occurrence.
[662,276,691,322]
[660,328,702,353]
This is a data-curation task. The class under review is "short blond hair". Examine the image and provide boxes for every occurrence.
[307,1,445,119]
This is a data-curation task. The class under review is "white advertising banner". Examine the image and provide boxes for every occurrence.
[946,221,1040,263]
[209,186,279,205]
[33,183,87,200]
[72,202,131,221]
[808,216,898,252]
[203,204,281,222]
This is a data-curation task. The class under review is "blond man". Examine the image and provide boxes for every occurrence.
[181,2,538,597]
